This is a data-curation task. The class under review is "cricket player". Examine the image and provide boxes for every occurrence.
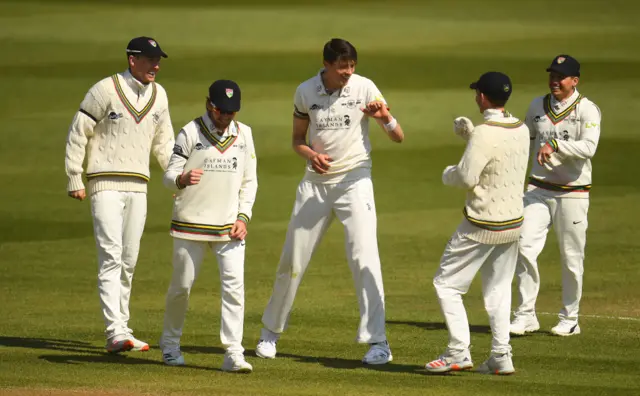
[159,80,257,373]
[64,37,174,353]
[256,38,404,365]
[511,55,601,337]
[424,72,529,375]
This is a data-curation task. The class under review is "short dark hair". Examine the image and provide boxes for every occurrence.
[323,38,357,63]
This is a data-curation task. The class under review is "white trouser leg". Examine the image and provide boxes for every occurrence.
[214,240,246,354]
[91,190,127,339]
[554,198,589,321]
[160,238,206,351]
[333,177,386,344]
[514,191,553,318]
[262,181,333,333]
[480,241,518,354]
[119,192,147,333]
[434,229,491,351]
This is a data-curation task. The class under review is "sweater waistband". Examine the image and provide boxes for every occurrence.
[528,177,591,192]
[463,208,523,231]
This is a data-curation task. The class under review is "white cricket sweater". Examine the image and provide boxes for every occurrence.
[163,113,258,242]
[525,89,601,198]
[293,71,386,184]
[442,109,530,245]
[65,69,175,195]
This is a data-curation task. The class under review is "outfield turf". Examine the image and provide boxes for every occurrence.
[1,0,639,395]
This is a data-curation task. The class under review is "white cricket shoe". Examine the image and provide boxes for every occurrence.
[425,348,473,373]
[509,315,540,335]
[222,353,253,373]
[162,349,185,366]
[255,328,279,359]
[362,340,393,365]
[551,320,581,336]
[477,352,515,375]
[105,336,134,354]
[125,334,149,352]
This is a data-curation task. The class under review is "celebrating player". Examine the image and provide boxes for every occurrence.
[256,38,404,365]
[424,72,529,375]
[511,55,602,337]
[159,80,258,372]
[64,37,174,353]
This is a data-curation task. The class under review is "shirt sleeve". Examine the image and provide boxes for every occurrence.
[163,128,191,192]
[237,128,258,223]
[442,127,490,189]
[554,102,601,159]
[64,84,107,192]
[152,104,175,171]
[365,79,387,105]
[293,86,309,119]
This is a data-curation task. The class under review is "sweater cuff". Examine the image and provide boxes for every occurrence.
[67,174,85,192]
[237,213,250,224]
[547,139,559,152]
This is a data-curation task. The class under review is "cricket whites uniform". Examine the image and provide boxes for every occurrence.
[514,89,601,324]
[435,109,530,356]
[262,71,388,344]
[159,113,258,356]
[65,69,174,342]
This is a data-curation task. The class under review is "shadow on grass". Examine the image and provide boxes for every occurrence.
[387,320,491,334]
[0,336,218,370]
[182,345,424,374]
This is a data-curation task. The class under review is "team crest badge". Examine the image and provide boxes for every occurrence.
[557,56,566,64]
[503,84,510,92]
[226,88,234,98]
[148,40,157,47]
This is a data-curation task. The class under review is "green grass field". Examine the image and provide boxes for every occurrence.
[1,0,639,395]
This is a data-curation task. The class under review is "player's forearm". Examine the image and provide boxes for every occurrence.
[554,136,599,159]
[292,140,318,161]
[152,118,175,171]
[238,153,258,222]
[163,156,187,192]
[65,112,93,191]
[377,116,404,143]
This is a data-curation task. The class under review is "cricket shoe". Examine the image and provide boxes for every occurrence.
[425,348,473,373]
[105,337,134,354]
[222,353,253,373]
[255,328,279,359]
[551,320,581,336]
[509,315,540,336]
[125,334,149,351]
[162,349,185,366]
[477,352,515,375]
[363,340,393,365]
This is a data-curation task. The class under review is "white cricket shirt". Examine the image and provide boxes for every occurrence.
[293,70,386,184]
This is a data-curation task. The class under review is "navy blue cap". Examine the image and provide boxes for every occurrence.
[470,71,512,102]
[126,37,167,58]
[209,80,241,112]
[546,55,580,77]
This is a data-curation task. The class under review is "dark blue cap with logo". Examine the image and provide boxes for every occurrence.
[469,71,512,102]
[546,54,580,77]
[209,80,241,113]
[126,36,168,58]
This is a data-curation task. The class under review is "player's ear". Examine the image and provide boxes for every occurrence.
[205,98,214,111]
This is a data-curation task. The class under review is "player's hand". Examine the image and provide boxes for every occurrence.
[68,189,86,201]
[310,153,332,174]
[179,169,204,187]
[453,117,474,140]
[537,143,555,166]
[230,220,248,240]
[361,101,390,119]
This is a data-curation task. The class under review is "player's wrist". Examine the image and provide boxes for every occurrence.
[176,174,186,189]
[383,117,397,132]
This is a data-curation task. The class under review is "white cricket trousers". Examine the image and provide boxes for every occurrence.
[433,228,518,354]
[514,190,589,321]
[161,238,246,354]
[90,190,147,340]
[262,177,387,343]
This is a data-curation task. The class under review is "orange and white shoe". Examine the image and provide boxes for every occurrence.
[126,334,150,351]
[425,348,473,373]
[106,337,134,354]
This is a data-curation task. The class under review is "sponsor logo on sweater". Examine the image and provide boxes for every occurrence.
[203,157,238,173]
[108,111,123,121]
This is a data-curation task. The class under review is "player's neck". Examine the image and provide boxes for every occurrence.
[321,71,340,93]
